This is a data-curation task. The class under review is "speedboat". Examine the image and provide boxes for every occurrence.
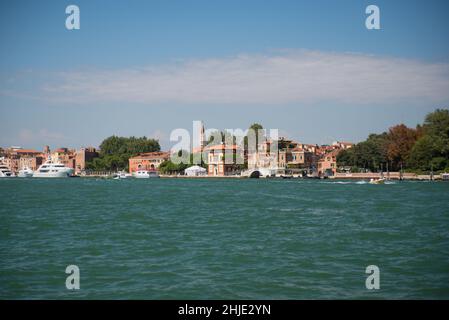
[133,170,160,178]
[33,158,74,178]
[0,163,15,178]
[18,166,34,178]
[114,171,133,179]
[369,178,386,184]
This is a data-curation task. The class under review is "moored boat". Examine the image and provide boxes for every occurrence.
[18,166,34,178]
[133,170,160,178]
[114,171,133,179]
[0,163,15,178]
[33,158,74,178]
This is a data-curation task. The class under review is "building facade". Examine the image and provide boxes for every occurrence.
[75,147,99,174]
[206,144,243,176]
[317,149,340,176]
[248,138,317,174]
[51,148,76,169]
[2,148,44,172]
[128,151,170,173]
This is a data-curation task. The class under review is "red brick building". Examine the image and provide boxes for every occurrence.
[75,147,99,174]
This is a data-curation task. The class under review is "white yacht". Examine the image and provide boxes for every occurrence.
[133,170,160,178]
[0,163,15,178]
[33,158,74,178]
[18,166,34,178]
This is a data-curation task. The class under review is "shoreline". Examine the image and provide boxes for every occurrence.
[72,173,446,181]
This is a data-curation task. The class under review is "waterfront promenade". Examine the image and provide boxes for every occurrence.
[77,171,446,180]
[333,172,444,181]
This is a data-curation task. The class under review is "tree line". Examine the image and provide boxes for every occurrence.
[86,136,160,171]
[337,109,449,173]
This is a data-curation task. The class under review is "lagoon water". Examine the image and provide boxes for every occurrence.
[1,178,448,299]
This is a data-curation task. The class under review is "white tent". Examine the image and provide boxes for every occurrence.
[185,165,207,176]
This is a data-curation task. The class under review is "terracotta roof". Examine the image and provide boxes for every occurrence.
[129,151,169,160]
[319,149,340,160]
[15,149,41,154]
[204,144,241,151]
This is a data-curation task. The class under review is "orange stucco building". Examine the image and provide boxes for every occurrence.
[128,151,170,173]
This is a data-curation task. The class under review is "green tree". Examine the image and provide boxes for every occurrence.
[353,133,388,171]
[336,148,356,168]
[408,109,449,171]
[87,135,161,171]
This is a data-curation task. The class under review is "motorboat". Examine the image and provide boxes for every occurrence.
[18,166,34,178]
[0,163,15,178]
[114,171,133,179]
[369,178,386,184]
[33,158,74,178]
[133,170,160,178]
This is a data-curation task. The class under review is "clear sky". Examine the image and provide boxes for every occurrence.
[1,0,449,150]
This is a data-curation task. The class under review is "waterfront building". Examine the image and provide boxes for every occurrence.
[3,147,44,172]
[248,138,319,175]
[289,146,315,169]
[43,145,50,157]
[128,151,170,173]
[206,144,243,176]
[18,153,44,171]
[317,149,340,177]
[51,147,76,169]
[75,147,99,174]
[315,142,353,177]
[247,140,278,171]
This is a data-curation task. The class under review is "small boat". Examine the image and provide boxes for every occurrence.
[369,178,386,184]
[133,170,160,178]
[114,171,133,179]
[18,166,34,178]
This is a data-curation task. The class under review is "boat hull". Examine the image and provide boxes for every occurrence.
[18,172,33,178]
[33,170,73,178]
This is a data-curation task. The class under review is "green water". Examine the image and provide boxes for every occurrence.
[0,178,448,299]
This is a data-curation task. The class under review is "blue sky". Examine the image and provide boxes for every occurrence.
[1,0,449,150]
